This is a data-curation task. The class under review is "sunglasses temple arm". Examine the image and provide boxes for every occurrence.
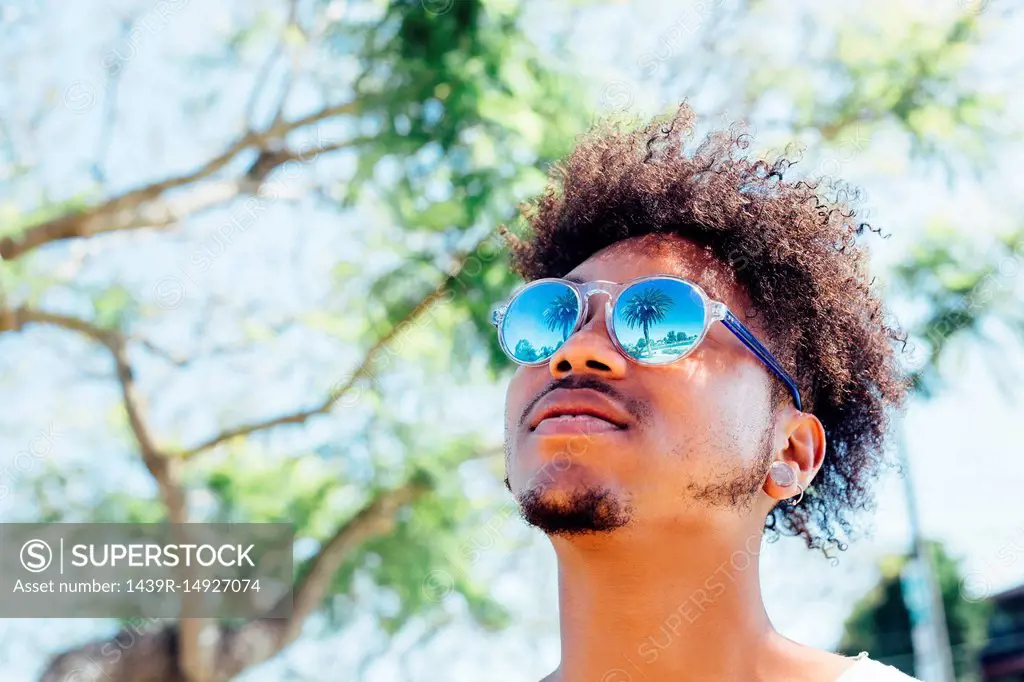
[721,310,803,411]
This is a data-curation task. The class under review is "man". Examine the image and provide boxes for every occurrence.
[492,104,917,681]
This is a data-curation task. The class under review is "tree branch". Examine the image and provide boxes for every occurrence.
[0,306,188,522]
[137,336,188,366]
[91,13,136,184]
[1,306,215,677]
[0,100,359,261]
[243,0,300,129]
[38,478,432,682]
[270,0,305,128]
[275,478,430,647]
[178,236,490,459]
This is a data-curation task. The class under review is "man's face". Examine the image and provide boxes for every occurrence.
[504,234,781,536]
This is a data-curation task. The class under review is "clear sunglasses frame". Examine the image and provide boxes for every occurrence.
[490,275,803,411]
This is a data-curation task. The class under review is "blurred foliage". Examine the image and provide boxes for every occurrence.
[891,225,1024,398]
[733,2,1009,179]
[838,541,992,680]
[0,0,585,675]
[827,14,997,162]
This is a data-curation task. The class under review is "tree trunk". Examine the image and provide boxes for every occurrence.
[40,619,294,682]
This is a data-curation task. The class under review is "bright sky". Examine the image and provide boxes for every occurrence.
[1,0,1023,680]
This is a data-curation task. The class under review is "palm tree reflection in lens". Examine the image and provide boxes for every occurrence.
[543,290,579,344]
[506,283,580,363]
[621,285,673,358]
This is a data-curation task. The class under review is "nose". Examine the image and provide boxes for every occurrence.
[547,300,628,380]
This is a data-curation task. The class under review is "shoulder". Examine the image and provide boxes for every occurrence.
[836,654,920,681]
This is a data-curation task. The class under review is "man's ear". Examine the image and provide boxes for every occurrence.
[782,408,826,480]
[763,408,826,502]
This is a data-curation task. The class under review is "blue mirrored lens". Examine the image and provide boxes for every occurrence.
[500,281,580,363]
[612,279,706,364]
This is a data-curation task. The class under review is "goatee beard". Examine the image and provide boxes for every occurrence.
[516,485,632,536]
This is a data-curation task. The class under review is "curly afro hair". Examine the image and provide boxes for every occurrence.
[504,102,909,555]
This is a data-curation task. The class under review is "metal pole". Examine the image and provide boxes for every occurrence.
[895,413,958,682]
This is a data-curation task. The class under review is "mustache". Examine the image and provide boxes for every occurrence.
[518,374,648,428]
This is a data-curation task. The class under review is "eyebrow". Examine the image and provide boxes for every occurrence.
[563,274,587,284]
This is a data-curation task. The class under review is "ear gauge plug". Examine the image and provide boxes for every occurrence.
[769,461,805,506]
[769,461,797,488]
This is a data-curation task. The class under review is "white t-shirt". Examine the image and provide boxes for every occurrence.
[835,652,920,681]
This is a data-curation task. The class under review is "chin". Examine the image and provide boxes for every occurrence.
[515,480,633,536]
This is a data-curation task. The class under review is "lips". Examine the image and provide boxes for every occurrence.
[527,388,631,434]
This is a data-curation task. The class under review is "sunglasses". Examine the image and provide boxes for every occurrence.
[491,275,802,410]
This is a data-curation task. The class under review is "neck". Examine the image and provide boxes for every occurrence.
[551,520,779,682]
